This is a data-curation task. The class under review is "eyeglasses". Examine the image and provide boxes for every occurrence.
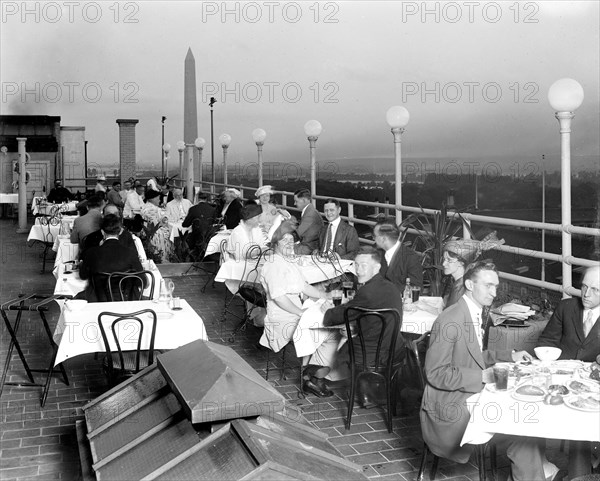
[581,284,600,296]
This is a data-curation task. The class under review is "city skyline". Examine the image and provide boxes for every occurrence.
[2,1,599,174]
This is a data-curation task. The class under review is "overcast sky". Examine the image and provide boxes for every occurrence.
[2,0,599,175]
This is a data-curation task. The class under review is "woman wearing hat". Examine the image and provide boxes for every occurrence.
[254,185,291,240]
[140,189,174,263]
[442,232,504,308]
[226,204,268,260]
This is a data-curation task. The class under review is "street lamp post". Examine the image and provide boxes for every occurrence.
[252,128,267,187]
[219,134,232,187]
[186,143,195,202]
[195,137,206,193]
[209,97,217,194]
[16,137,28,233]
[547,78,584,298]
[304,120,322,206]
[162,143,171,178]
[177,140,186,188]
[161,116,166,179]
[386,106,410,225]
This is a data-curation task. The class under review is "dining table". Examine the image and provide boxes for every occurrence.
[461,361,600,445]
[27,215,77,244]
[215,254,356,286]
[293,296,443,359]
[169,221,192,243]
[53,259,162,299]
[52,299,208,367]
[204,229,232,258]
[51,233,147,273]
[32,198,78,216]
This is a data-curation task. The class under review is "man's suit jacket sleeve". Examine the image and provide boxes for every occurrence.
[341,223,360,260]
[181,208,195,228]
[406,250,424,287]
[70,220,80,244]
[537,301,567,349]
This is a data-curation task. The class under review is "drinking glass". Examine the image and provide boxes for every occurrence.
[342,281,354,298]
[345,289,356,301]
[331,289,343,306]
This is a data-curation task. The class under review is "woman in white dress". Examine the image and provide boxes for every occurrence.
[259,222,336,397]
[226,204,268,260]
[254,184,291,240]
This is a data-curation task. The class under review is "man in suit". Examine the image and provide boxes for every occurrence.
[318,198,360,260]
[106,181,124,208]
[182,192,215,228]
[373,221,423,292]
[70,194,105,247]
[47,179,73,204]
[323,246,405,406]
[79,214,144,302]
[293,189,323,255]
[165,187,193,223]
[80,204,136,256]
[537,265,599,479]
[421,261,544,481]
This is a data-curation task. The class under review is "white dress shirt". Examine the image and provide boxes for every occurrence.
[324,217,341,251]
[463,294,484,350]
[384,240,401,266]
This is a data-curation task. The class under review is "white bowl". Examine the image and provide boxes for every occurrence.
[534,346,562,362]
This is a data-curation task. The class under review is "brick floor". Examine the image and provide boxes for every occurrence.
[0,218,570,480]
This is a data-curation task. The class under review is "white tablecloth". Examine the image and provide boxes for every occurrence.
[53,260,162,298]
[461,382,600,444]
[0,193,18,203]
[216,256,355,285]
[169,221,192,243]
[205,230,232,257]
[53,299,208,366]
[294,297,441,358]
[51,234,146,272]
[32,199,78,216]
[27,220,70,244]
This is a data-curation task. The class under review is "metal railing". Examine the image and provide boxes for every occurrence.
[201,180,600,298]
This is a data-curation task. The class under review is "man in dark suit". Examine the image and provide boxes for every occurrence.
[373,221,423,292]
[47,179,74,204]
[182,192,216,229]
[421,261,544,481]
[318,198,360,260]
[293,189,323,255]
[70,194,105,247]
[79,214,143,302]
[323,247,405,406]
[537,265,599,479]
[80,204,136,256]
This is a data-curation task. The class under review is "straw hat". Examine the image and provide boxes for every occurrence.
[255,185,275,197]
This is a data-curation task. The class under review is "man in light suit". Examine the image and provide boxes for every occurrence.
[537,265,600,479]
[421,261,545,481]
[373,221,423,292]
[293,189,323,255]
[70,194,105,247]
[165,188,193,223]
[318,198,360,260]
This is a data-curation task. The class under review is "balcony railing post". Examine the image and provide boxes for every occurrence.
[348,202,354,226]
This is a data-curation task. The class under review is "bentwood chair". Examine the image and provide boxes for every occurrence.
[411,332,497,481]
[92,270,154,302]
[343,307,404,433]
[98,309,157,387]
[38,214,61,273]
[226,246,271,343]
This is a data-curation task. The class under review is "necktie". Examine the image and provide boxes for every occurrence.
[475,311,483,349]
[322,223,332,254]
[583,310,596,337]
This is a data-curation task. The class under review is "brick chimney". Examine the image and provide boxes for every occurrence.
[116,119,138,184]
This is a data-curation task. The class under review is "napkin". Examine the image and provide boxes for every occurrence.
[490,302,536,326]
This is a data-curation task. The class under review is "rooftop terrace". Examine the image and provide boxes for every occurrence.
[0,217,571,481]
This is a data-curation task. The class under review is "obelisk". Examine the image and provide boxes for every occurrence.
[184,48,198,193]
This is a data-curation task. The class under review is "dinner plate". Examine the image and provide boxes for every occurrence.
[566,379,600,395]
[552,360,584,370]
[563,394,600,413]
[485,383,514,394]
[511,384,547,402]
